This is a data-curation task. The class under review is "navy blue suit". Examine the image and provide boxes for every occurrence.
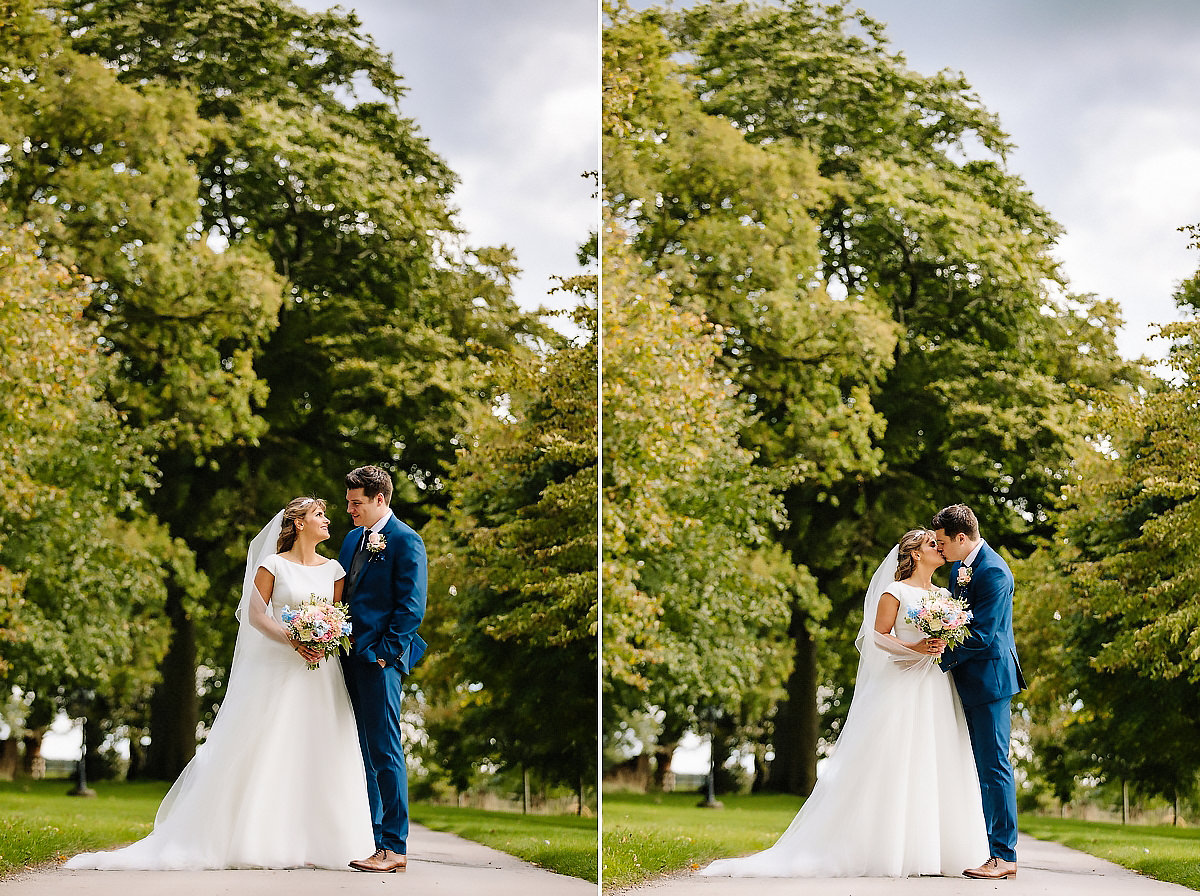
[339,512,427,855]
[940,541,1025,862]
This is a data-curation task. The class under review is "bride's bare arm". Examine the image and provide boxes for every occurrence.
[249,567,291,645]
[873,592,945,654]
[250,567,321,662]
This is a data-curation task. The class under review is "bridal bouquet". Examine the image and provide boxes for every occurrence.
[280,595,353,670]
[905,587,973,657]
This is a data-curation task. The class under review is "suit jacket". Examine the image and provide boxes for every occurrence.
[940,541,1026,707]
[339,512,428,675]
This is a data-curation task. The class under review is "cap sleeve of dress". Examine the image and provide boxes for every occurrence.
[331,559,347,581]
[258,553,280,577]
[879,584,902,604]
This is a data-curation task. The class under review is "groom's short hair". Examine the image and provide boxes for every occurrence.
[346,465,393,505]
[932,503,978,538]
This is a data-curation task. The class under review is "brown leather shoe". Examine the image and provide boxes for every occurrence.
[349,848,407,872]
[963,857,1017,879]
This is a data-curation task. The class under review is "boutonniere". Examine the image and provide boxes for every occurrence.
[956,566,973,587]
[365,531,387,560]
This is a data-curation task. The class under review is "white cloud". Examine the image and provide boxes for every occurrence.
[858,0,1200,360]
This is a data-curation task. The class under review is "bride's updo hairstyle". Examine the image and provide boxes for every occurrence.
[894,528,929,581]
[277,496,325,552]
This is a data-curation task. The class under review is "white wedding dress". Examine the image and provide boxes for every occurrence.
[701,549,988,878]
[66,513,374,871]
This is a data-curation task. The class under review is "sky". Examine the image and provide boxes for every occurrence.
[295,0,599,322]
[856,0,1200,362]
[629,0,1200,363]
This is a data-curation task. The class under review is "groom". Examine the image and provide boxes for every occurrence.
[933,503,1026,881]
[340,465,428,873]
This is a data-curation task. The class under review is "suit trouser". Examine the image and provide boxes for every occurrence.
[962,696,1018,862]
[344,660,409,854]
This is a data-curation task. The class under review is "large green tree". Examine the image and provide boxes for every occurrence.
[605,1,893,793]
[0,219,190,772]
[2,0,540,776]
[0,0,286,775]
[603,216,806,787]
[423,277,597,802]
[606,0,1139,793]
[1025,290,1200,805]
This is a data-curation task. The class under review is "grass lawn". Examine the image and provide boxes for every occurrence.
[1018,815,1200,891]
[602,791,1200,892]
[0,778,170,876]
[412,804,597,883]
[0,778,597,883]
[601,790,804,890]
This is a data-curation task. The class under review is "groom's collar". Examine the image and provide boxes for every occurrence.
[362,509,394,537]
[369,509,394,535]
[963,539,985,567]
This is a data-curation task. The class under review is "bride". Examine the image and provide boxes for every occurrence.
[701,528,988,878]
[65,497,374,870]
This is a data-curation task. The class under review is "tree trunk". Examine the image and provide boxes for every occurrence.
[710,719,739,796]
[126,730,146,781]
[651,742,677,792]
[522,766,530,814]
[750,743,769,793]
[764,613,818,796]
[21,729,44,778]
[1121,778,1129,825]
[0,739,17,781]
[142,587,198,780]
[83,707,106,782]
